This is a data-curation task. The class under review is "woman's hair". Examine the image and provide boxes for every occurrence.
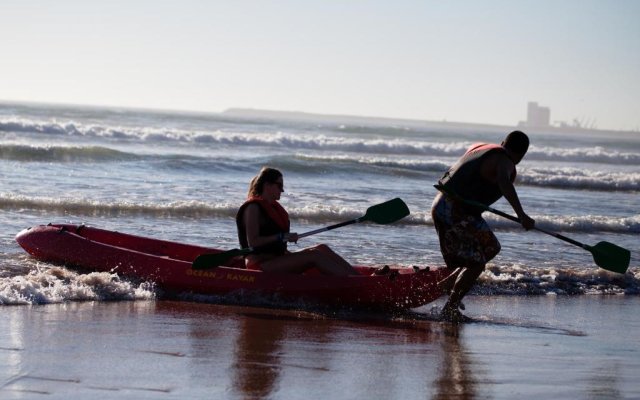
[248,167,283,197]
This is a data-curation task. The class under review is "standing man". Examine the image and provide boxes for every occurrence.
[432,130,535,322]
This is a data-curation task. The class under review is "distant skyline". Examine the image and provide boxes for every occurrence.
[1,1,639,131]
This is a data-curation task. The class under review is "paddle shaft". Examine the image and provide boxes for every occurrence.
[435,184,589,250]
[434,184,630,273]
[297,217,363,239]
[240,218,363,253]
[480,203,589,250]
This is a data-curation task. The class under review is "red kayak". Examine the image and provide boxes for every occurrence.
[15,224,447,310]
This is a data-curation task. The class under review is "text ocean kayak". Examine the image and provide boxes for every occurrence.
[15,224,447,310]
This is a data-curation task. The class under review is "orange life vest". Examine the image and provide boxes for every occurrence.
[439,143,516,214]
[235,197,290,255]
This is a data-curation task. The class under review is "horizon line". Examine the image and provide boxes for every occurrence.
[1,98,637,134]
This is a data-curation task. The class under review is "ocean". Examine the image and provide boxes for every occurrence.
[0,101,638,398]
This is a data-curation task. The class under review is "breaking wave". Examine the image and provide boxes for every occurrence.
[474,263,640,295]
[0,265,155,305]
[0,143,138,162]
[2,117,639,164]
[2,143,636,193]
[1,193,638,234]
[1,262,637,306]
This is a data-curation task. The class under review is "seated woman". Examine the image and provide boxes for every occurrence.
[236,167,360,276]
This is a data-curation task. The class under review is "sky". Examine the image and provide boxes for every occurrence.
[1,0,639,131]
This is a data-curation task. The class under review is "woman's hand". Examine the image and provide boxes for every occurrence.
[284,232,299,243]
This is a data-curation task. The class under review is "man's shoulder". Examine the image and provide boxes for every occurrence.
[482,149,511,165]
[479,149,514,178]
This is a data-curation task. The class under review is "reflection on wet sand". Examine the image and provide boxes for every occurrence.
[1,298,635,398]
[434,324,478,400]
[0,300,484,399]
[228,309,341,399]
[231,313,286,399]
[179,303,482,399]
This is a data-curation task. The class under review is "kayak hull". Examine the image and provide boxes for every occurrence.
[15,224,447,310]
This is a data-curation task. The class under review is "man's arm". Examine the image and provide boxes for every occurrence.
[494,155,535,230]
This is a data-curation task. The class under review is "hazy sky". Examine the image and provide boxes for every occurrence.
[1,1,639,130]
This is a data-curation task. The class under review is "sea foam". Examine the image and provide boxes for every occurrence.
[0,266,155,305]
[475,263,639,295]
[3,117,639,164]
[2,193,638,234]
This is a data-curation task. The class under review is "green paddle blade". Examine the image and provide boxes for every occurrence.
[589,241,631,274]
[362,198,410,224]
[192,248,250,270]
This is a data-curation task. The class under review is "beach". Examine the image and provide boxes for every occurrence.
[0,102,638,399]
[1,297,639,399]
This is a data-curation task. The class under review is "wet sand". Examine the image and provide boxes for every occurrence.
[1,296,639,399]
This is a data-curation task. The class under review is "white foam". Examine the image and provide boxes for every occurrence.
[2,193,638,233]
[529,145,640,164]
[518,166,640,191]
[414,210,640,233]
[293,154,640,191]
[4,117,638,164]
[0,266,155,305]
[475,263,639,295]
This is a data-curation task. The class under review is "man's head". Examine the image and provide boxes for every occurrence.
[502,130,529,164]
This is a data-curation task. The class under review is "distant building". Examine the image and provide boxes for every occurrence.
[526,102,550,127]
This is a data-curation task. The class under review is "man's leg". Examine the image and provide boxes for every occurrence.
[441,262,485,321]
[437,267,462,294]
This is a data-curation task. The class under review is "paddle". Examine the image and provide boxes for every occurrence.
[192,198,410,270]
[434,184,630,274]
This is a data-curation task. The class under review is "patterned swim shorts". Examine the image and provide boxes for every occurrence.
[431,195,501,268]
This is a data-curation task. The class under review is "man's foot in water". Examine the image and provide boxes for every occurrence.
[440,305,471,324]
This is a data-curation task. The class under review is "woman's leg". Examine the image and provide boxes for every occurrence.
[259,245,359,276]
[312,244,359,275]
